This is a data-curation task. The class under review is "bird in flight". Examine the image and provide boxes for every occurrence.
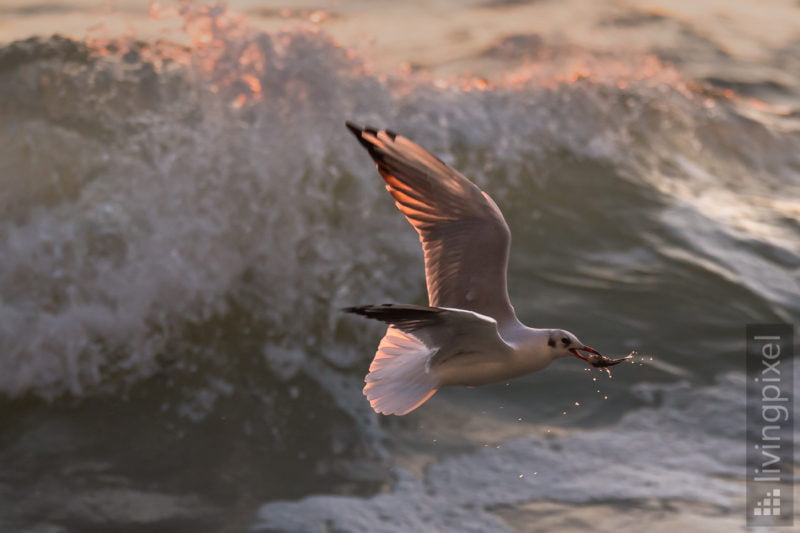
[344,122,631,415]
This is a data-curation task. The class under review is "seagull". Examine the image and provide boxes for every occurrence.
[344,122,630,415]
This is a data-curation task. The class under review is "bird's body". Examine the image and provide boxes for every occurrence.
[345,122,630,415]
[433,321,555,387]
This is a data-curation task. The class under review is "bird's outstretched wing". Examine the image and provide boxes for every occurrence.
[346,122,518,327]
[344,303,507,352]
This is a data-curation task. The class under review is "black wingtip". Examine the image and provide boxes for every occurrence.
[346,121,399,143]
[341,304,442,330]
[342,304,393,315]
[345,121,379,152]
[345,121,362,137]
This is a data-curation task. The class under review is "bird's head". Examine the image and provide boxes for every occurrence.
[547,329,628,368]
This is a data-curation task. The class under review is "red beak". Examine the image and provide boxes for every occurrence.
[569,345,604,362]
[569,345,631,368]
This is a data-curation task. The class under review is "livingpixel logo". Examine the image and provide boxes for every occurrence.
[746,325,794,527]
[752,488,781,517]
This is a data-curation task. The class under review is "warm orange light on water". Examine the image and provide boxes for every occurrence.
[83,3,765,113]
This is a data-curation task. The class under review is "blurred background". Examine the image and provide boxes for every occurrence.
[0,1,798,531]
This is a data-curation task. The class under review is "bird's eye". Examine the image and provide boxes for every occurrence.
[561,337,570,346]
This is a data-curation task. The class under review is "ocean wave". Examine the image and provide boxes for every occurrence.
[1,6,799,530]
[0,7,797,411]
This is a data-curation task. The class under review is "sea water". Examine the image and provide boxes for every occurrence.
[0,3,798,532]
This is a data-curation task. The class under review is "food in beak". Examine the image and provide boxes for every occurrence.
[569,346,633,368]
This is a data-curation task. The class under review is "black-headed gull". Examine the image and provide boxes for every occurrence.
[344,122,630,415]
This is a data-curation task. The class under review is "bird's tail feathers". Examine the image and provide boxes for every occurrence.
[363,327,438,416]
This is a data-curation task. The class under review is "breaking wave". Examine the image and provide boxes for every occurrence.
[0,5,798,528]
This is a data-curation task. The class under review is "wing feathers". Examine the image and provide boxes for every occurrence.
[363,327,438,415]
[343,304,445,333]
[347,304,514,415]
[346,122,517,326]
